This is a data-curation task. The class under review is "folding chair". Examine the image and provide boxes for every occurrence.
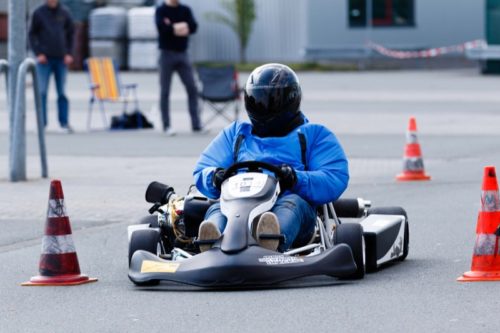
[196,65,240,127]
[85,57,139,130]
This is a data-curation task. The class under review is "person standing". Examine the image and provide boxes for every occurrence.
[29,0,75,133]
[155,0,202,135]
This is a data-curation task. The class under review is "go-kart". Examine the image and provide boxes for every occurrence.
[128,161,409,287]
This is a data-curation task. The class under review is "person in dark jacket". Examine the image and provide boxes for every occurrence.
[29,0,75,133]
[155,0,201,136]
[194,64,349,252]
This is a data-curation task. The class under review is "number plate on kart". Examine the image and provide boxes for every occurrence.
[227,173,268,198]
[140,260,180,273]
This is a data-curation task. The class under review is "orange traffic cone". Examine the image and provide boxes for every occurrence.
[396,117,431,181]
[22,180,97,286]
[458,166,500,282]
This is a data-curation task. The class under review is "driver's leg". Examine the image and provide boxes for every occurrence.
[203,202,227,232]
[198,202,226,252]
[272,194,316,252]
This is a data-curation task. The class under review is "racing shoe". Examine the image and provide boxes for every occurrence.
[198,221,221,252]
[256,212,280,251]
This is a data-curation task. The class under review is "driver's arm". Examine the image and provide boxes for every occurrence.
[193,123,238,199]
[293,127,349,205]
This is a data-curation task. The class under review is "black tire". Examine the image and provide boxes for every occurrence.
[367,206,407,219]
[128,229,161,265]
[367,206,409,261]
[139,215,159,228]
[333,198,363,218]
[334,223,365,279]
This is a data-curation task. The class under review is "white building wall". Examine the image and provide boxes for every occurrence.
[306,0,484,58]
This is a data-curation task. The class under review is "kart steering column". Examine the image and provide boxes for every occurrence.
[220,205,253,253]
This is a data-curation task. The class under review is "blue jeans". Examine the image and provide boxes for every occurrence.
[36,57,69,127]
[204,194,317,251]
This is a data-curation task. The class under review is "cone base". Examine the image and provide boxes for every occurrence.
[396,172,431,181]
[457,270,500,282]
[21,274,98,286]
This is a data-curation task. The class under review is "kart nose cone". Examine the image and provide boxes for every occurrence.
[129,244,357,287]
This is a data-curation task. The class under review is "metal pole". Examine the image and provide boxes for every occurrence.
[10,58,48,181]
[0,59,8,101]
[8,0,27,180]
[365,0,373,68]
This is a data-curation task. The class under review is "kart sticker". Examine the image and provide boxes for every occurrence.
[140,260,180,273]
[258,255,304,265]
[227,173,267,197]
[390,237,403,258]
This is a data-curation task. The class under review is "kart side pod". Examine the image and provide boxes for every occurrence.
[359,214,408,272]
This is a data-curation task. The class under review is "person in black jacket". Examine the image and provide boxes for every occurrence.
[155,0,201,136]
[29,0,75,133]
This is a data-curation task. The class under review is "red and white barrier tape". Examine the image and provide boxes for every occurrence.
[368,39,486,59]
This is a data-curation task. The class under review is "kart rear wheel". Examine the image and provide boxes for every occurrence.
[367,206,409,261]
[334,223,365,279]
[128,229,161,265]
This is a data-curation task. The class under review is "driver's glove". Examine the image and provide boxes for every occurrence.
[212,168,226,191]
[279,164,297,191]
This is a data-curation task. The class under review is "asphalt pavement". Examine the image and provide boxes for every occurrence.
[1,68,500,332]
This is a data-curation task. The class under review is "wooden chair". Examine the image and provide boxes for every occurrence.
[85,57,139,130]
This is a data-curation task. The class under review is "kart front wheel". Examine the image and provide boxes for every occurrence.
[334,223,365,279]
[128,229,161,265]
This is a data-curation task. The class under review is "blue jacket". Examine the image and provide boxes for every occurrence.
[193,118,349,206]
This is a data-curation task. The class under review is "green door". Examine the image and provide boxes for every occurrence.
[485,0,500,73]
[487,0,500,43]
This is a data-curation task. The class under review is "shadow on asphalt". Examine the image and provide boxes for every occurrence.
[127,259,423,292]
[129,275,354,292]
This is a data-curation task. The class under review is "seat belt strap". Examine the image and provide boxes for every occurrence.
[298,132,308,170]
[233,134,245,163]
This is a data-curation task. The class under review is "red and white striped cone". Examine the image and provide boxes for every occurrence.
[396,117,431,181]
[22,180,97,286]
[458,166,500,282]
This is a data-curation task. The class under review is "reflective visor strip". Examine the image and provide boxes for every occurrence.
[42,235,76,254]
[481,191,500,212]
[47,199,67,218]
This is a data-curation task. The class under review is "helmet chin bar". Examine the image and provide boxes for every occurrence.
[250,111,305,138]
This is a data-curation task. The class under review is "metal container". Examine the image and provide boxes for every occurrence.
[89,7,128,40]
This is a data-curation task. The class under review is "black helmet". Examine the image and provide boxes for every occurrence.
[244,63,302,137]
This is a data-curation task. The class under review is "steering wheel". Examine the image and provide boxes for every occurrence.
[221,161,285,184]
